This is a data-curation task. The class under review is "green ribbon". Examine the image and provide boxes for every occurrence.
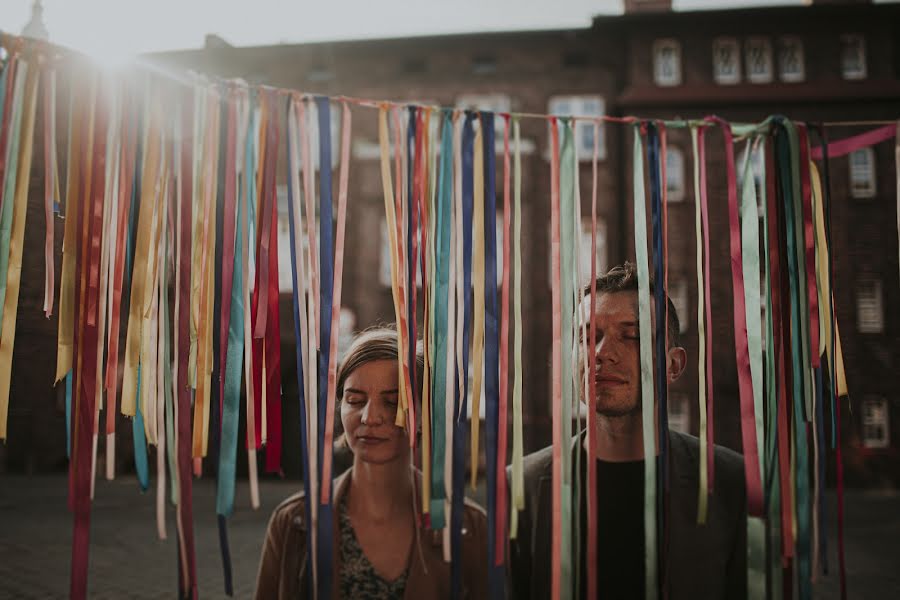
[558,119,576,600]
[739,140,767,600]
[429,110,453,527]
[633,124,658,600]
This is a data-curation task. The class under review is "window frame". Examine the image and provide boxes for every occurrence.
[862,397,890,449]
[547,95,607,161]
[849,147,877,199]
[653,39,682,87]
[745,36,774,84]
[712,37,742,85]
[841,34,867,81]
[778,36,805,83]
[856,277,884,334]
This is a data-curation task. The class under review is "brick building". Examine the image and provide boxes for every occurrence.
[3,1,898,486]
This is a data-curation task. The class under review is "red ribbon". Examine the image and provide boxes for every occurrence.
[264,168,283,473]
[706,116,763,517]
[809,124,894,160]
[548,117,563,600]
[176,88,198,598]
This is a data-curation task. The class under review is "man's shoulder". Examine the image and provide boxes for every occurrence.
[521,445,555,481]
[669,430,745,491]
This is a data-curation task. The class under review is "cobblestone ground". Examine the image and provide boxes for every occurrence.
[1,475,897,598]
[0,474,296,599]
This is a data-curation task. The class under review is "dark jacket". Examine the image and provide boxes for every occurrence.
[509,430,747,599]
[255,468,489,599]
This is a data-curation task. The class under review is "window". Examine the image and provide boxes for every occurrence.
[548,219,608,288]
[713,37,741,85]
[849,148,876,198]
[841,34,867,80]
[745,37,773,84]
[653,39,682,87]
[778,37,805,83]
[668,393,691,434]
[669,279,689,335]
[547,95,606,160]
[862,397,889,449]
[665,147,686,202]
[856,278,884,333]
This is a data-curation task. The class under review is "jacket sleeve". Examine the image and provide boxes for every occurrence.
[724,490,748,599]
[507,466,532,600]
[255,506,288,600]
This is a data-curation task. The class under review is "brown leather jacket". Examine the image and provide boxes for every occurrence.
[255,469,489,599]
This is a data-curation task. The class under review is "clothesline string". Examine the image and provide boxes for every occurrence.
[0,30,895,130]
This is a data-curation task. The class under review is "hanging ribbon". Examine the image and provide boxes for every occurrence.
[548,117,564,600]
[706,116,764,519]
[510,116,525,541]
[429,109,453,528]
[495,113,511,563]
[809,123,895,160]
[632,123,658,600]
[320,100,352,501]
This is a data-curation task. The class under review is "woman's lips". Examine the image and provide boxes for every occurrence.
[356,435,389,445]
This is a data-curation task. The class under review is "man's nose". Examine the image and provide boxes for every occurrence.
[594,337,619,363]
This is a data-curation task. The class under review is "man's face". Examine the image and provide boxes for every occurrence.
[578,291,643,417]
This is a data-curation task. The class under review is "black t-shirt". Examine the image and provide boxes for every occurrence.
[578,459,646,599]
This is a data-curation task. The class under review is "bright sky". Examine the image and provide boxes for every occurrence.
[0,0,835,61]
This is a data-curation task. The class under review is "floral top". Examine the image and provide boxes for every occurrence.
[338,495,409,599]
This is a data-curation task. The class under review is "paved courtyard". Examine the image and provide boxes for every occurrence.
[0,474,897,598]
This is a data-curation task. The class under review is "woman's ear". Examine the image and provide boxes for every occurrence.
[666,347,687,383]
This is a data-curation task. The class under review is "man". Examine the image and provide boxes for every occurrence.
[510,262,747,599]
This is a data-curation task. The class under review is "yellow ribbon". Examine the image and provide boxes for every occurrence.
[121,84,161,417]
[0,62,39,438]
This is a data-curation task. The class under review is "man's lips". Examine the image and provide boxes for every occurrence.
[595,376,628,386]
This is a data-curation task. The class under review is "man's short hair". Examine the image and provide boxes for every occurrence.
[581,261,682,348]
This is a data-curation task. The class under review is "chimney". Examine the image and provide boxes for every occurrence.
[623,0,672,13]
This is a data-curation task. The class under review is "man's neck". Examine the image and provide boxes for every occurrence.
[591,412,655,462]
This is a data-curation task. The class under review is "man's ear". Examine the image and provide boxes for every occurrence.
[666,346,687,383]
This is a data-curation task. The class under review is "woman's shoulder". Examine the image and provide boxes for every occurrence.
[267,490,309,532]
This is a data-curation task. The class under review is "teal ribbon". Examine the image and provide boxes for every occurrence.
[429,110,453,528]
[633,124,658,600]
[133,365,149,492]
[776,120,811,600]
[558,119,576,600]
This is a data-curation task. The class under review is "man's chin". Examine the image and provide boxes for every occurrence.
[594,404,641,418]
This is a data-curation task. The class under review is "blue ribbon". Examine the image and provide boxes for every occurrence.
[286,97,314,599]
[429,110,454,528]
[481,112,504,596]
[646,124,669,588]
[133,364,149,492]
[314,95,335,600]
[451,112,475,600]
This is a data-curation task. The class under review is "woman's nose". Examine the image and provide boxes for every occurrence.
[360,402,384,425]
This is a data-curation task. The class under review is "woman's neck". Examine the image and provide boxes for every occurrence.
[347,456,414,523]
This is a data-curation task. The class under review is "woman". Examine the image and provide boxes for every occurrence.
[255,328,488,599]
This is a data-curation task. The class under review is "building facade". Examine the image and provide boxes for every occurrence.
[3,2,898,485]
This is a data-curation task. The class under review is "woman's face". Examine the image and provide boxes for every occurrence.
[340,359,408,465]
